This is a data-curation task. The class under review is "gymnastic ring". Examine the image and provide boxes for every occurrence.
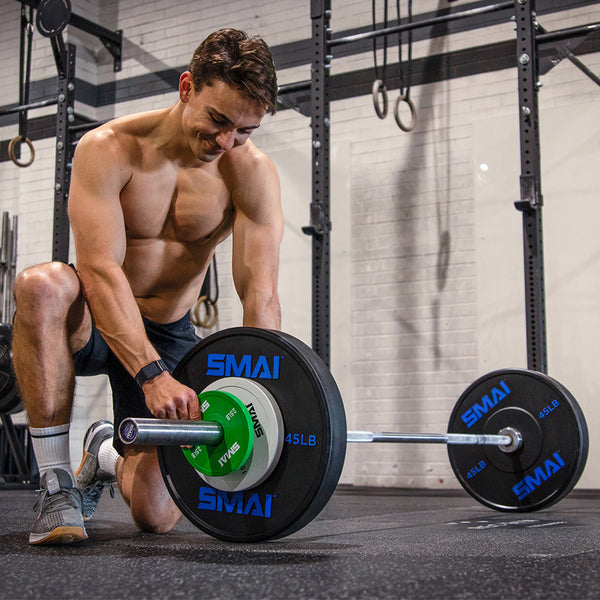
[190,296,207,328]
[191,296,219,329]
[371,79,388,119]
[196,298,218,329]
[393,94,417,132]
[8,135,35,167]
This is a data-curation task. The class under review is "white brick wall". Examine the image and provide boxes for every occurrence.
[1,0,599,488]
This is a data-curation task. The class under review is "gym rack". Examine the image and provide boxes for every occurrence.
[305,0,600,370]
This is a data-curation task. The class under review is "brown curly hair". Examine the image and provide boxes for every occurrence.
[188,29,278,115]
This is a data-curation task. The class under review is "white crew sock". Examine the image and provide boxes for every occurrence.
[97,437,119,477]
[29,423,75,486]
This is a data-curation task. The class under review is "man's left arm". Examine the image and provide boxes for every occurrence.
[231,150,283,330]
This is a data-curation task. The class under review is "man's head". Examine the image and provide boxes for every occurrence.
[188,28,278,116]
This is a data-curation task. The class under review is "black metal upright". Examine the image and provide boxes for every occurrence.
[513,0,547,373]
[52,43,76,263]
[305,0,332,365]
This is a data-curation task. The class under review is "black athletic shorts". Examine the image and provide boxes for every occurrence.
[72,312,200,455]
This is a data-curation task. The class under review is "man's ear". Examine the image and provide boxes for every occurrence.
[179,71,194,103]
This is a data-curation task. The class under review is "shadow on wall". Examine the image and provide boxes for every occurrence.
[93,37,182,107]
[429,5,453,370]
[395,0,453,381]
[87,1,182,107]
[123,37,182,85]
[389,0,454,467]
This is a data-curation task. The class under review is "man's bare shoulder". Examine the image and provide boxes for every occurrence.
[218,141,281,225]
[219,139,277,185]
[76,109,169,163]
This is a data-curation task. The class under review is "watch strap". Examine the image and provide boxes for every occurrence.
[135,359,169,388]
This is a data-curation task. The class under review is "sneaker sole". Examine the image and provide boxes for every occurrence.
[82,421,114,454]
[74,450,93,479]
[29,526,88,545]
[75,421,115,480]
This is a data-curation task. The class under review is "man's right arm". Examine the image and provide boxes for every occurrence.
[68,129,199,420]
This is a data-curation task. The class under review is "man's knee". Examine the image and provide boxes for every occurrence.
[14,262,82,318]
[130,499,181,534]
[120,448,181,534]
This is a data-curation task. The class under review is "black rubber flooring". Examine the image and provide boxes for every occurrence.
[0,486,598,599]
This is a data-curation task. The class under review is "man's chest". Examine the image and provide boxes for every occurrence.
[119,165,234,243]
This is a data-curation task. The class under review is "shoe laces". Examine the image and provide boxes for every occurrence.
[82,480,115,506]
[33,487,81,515]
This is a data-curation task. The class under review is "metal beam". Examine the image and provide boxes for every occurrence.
[513,0,547,373]
[52,44,75,263]
[329,1,514,48]
[303,0,332,365]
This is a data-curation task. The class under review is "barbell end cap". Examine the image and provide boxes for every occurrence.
[497,427,523,453]
[119,418,139,444]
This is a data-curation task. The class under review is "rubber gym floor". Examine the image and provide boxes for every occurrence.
[0,486,598,599]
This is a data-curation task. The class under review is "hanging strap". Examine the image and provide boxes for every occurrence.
[371,0,390,119]
[10,4,35,167]
[394,0,417,132]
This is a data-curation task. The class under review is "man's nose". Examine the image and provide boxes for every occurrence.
[215,130,235,151]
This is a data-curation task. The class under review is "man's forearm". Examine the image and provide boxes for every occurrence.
[77,262,161,376]
[241,290,281,330]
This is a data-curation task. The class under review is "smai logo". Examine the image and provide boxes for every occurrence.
[206,353,281,379]
[460,380,511,428]
[198,486,275,518]
[512,452,566,501]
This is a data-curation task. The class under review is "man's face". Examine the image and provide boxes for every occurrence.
[180,75,266,162]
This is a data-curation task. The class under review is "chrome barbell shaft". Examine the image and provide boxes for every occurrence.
[347,431,514,446]
[119,418,224,446]
[120,417,517,450]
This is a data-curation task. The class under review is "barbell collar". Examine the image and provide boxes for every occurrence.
[347,430,515,448]
[119,418,224,446]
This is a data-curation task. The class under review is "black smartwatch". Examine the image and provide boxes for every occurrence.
[135,359,169,388]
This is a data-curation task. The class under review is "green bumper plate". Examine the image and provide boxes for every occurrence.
[182,390,254,477]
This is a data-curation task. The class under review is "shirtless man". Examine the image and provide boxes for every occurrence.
[12,28,283,545]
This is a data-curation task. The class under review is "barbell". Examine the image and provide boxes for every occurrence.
[121,415,519,451]
[119,327,589,543]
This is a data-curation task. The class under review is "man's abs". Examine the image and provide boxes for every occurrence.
[124,238,217,324]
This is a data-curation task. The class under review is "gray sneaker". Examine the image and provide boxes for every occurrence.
[29,468,87,545]
[75,420,117,520]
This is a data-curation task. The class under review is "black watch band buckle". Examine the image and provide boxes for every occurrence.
[135,359,169,388]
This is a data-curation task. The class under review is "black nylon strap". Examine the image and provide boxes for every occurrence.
[134,359,169,388]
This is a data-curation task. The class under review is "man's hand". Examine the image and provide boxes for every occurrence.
[142,372,200,420]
